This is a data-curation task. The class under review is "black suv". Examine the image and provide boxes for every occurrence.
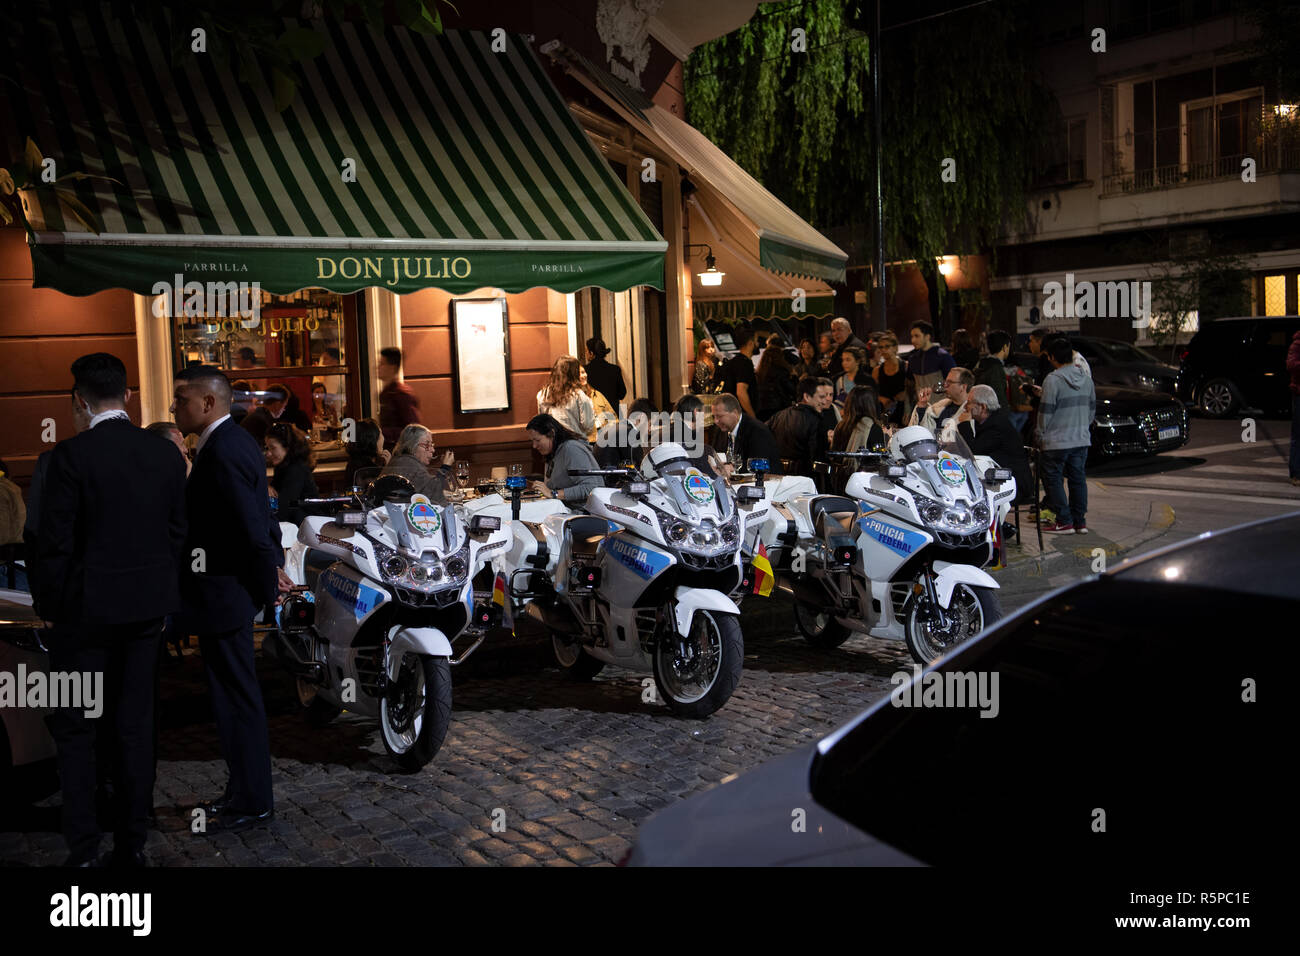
[1176,315,1300,417]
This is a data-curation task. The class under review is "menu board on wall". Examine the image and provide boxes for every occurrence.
[450,297,511,414]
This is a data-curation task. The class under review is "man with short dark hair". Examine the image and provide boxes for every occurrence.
[707,393,782,474]
[171,365,289,832]
[1036,339,1096,534]
[232,347,257,370]
[715,327,759,417]
[769,376,833,477]
[906,320,956,409]
[377,346,420,449]
[37,353,187,867]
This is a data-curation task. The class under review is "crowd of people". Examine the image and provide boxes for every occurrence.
[681,317,1106,533]
[8,321,1114,866]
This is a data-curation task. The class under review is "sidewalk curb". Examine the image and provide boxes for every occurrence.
[996,497,1177,584]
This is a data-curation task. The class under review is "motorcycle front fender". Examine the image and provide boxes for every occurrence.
[386,626,453,680]
[672,586,741,637]
[931,560,999,609]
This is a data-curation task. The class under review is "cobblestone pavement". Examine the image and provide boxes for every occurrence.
[0,594,913,867]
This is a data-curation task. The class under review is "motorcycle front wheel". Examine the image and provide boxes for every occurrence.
[380,653,452,771]
[653,610,743,718]
[903,582,1002,664]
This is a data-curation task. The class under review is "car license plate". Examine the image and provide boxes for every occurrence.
[1158,426,1180,441]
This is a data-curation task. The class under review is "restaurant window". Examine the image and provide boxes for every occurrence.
[170,288,360,441]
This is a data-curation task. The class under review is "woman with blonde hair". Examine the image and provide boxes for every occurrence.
[537,355,595,439]
[380,423,457,501]
[579,365,616,443]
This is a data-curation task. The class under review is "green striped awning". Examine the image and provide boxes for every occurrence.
[13,16,666,295]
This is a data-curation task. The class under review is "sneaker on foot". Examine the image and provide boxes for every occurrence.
[1041,520,1075,534]
[1074,520,1088,534]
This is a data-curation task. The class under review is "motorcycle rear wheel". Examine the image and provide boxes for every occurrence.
[551,633,606,681]
[904,583,1002,664]
[653,611,743,718]
[380,653,452,771]
[793,601,852,649]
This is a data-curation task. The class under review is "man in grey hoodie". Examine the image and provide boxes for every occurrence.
[1036,338,1096,534]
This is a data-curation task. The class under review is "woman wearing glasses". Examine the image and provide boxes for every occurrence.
[380,424,458,501]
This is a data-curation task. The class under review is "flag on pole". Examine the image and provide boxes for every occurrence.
[751,542,775,597]
[492,569,513,631]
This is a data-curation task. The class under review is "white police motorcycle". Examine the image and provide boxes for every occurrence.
[498,443,772,717]
[757,425,1016,663]
[266,470,513,770]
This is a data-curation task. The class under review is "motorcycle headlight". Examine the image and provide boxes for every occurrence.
[667,520,688,543]
[912,493,946,525]
[381,554,408,579]
[972,502,991,524]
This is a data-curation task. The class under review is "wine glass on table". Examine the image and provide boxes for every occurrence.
[456,459,470,487]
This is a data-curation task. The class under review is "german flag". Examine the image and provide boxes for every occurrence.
[751,542,775,597]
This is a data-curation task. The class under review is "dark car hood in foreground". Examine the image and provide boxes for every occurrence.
[1094,384,1181,412]
[625,747,920,866]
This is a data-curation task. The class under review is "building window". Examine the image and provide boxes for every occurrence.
[1262,274,1289,316]
[1037,116,1088,186]
[170,288,358,438]
[1181,89,1263,179]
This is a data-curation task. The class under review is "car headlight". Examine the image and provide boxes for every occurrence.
[1135,374,1160,390]
[1095,415,1136,428]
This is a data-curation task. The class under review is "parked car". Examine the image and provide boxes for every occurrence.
[1090,384,1190,458]
[625,511,1291,865]
[1068,335,1178,394]
[1175,315,1300,417]
[1007,352,1189,459]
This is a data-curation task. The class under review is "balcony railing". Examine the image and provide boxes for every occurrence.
[1102,148,1300,196]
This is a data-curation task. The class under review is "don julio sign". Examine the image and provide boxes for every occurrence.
[315,255,473,286]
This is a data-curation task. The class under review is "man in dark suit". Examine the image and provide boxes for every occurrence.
[36,353,187,867]
[171,365,289,832]
[707,393,783,475]
[584,337,627,406]
[958,385,1034,504]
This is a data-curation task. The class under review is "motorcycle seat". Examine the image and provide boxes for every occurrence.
[564,515,610,561]
[809,495,857,535]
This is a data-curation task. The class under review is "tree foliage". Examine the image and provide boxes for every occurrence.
[1,0,454,113]
[685,0,1055,275]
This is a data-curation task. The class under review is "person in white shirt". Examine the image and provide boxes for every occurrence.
[536,355,595,440]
